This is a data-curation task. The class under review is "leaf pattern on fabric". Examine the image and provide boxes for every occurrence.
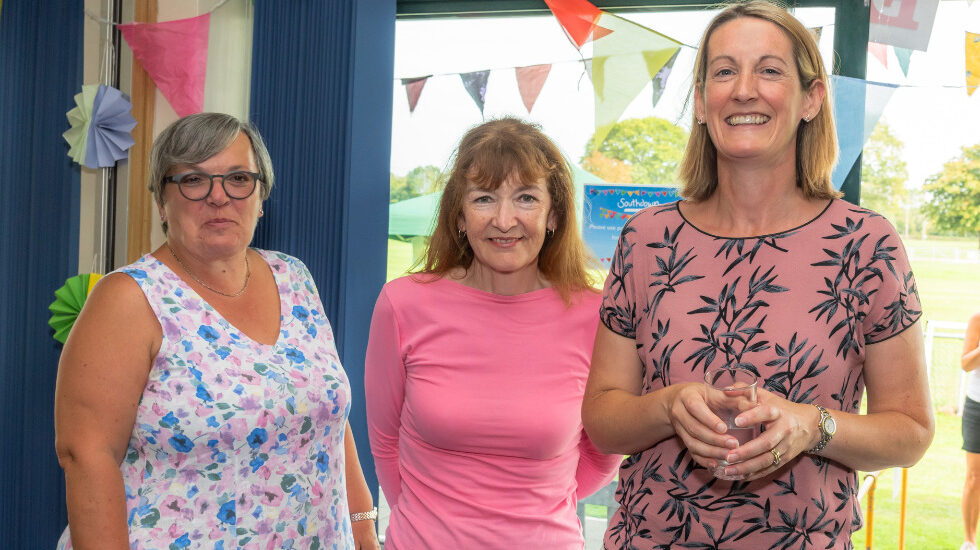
[599,201,920,549]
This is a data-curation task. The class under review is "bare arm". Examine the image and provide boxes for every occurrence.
[582,324,738,463]
[963,313,980,372]
[54,273,160,550]
[723,321,935,479]
[344,422,380,550]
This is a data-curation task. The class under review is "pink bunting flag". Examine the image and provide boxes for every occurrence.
[118,13,209,117]
[460,70,490,115]
[514,64,551,113]
[868,42,889,67]
[401,76,430,113]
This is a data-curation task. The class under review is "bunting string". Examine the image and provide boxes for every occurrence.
[83,0,231,25]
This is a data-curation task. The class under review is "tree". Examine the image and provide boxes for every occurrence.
[389,172,411,203]
[581,116,688,186]
[405,165,442,196]
[922,143,980,248]
[861,122,911,233]
[581,150,632,184]
[389,165,443,203]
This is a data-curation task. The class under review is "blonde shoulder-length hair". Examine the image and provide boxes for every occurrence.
[417,117,600,304]
[679,0,841,202]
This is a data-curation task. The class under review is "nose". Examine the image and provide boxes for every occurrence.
[206,175,231,205]
[732,72,757,102]
[491,200,518,231]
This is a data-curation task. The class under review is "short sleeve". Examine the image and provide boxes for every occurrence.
[600,219,640,339]
[860,219,922,344]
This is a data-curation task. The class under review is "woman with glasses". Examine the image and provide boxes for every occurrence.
[54,113,379,550]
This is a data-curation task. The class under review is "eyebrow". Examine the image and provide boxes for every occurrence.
[708,54,789,65]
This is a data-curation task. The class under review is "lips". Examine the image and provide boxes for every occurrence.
[205,218,236,226]
[726,114,770,126]
[488,236,523,247]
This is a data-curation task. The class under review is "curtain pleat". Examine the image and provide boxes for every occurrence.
[0,0,82,544]
[250,0,395,496]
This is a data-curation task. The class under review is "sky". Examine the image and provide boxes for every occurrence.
[389,1,980,190]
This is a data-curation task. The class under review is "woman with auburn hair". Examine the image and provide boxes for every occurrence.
[582,2,933,548]
[366,117,620,548]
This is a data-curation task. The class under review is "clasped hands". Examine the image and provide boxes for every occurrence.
[668,382,818,481]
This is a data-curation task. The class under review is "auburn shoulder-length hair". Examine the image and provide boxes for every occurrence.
[417,117,599,304]
[679,0,840,202]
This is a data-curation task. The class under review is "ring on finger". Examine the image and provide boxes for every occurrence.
[770,448,781,467]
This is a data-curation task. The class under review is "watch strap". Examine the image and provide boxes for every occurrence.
[807,404,833,454]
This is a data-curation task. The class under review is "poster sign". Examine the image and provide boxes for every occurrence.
[583,184,679,266]
[869,0,939,51]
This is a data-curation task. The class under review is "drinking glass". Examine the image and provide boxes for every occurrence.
[703,366,759,480]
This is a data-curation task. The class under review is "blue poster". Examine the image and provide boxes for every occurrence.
[582,184,680,266]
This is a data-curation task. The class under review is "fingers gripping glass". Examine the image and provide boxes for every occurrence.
[162,171,262,201]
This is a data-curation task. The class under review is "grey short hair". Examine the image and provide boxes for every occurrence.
[148,113,275,233]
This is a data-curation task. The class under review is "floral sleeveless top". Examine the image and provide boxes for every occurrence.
[600,200,921,550]
[58,249,354,550]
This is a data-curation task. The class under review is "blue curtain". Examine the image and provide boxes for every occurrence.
[0,0,82,545]
[250,0,395,497]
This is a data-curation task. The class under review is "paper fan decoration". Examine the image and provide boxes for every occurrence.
[48,273,102,344]
[63,84,137,168]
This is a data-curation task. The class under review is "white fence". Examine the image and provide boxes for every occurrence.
[924,319,967,414]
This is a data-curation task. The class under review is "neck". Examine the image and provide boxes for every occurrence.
[453,263,550,296]
[703,156,816,236]
[164,242,251,298]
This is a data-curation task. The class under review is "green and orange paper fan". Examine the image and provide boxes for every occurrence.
[48,273,102,344]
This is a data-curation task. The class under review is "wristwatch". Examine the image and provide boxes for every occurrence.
[807,404,836,454]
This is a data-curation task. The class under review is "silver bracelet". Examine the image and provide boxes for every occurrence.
[350,507,378,522]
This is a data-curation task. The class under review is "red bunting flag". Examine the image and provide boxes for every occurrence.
[401,76,430,113]
[543,0,602,48]
[868,42,889,68]
[118,14,209,117]
[514,64,551,113]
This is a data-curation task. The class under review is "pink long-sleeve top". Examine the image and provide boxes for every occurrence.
[365,275,621,549]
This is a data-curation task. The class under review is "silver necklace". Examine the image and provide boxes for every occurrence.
[167,243,251,298]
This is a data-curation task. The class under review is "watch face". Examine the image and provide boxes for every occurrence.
[823,415,837,435]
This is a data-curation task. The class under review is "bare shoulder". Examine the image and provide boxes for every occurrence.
[62,271,162,369]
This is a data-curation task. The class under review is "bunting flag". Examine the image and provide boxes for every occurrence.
[515,64,552,113]
[590,12,682,148]
[460,70,490,115]
[543,0,602,48]
[968,32,980,97]
[830,75,899,189]
[868,42,889,67]
[651,50,679,108]
[402,76,430,113]
[869,0,939,51]
[894,47,913,76]
[118,13,210,117]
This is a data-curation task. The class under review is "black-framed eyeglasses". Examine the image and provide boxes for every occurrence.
[162,171,263,201]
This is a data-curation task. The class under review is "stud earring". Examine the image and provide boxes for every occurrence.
[259,209,264,216]
[803,115,811,123]
[697,117,705,125]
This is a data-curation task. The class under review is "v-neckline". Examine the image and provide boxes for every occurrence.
[150,249,285,348]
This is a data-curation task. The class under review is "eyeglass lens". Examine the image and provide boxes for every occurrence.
[177,172,257,200]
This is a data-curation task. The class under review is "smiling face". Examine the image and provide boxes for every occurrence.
[695,16,823,169]
[158,131,263,259]
[458,173,556,283]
